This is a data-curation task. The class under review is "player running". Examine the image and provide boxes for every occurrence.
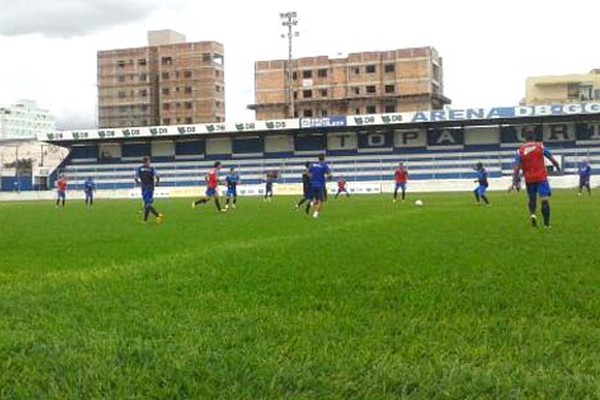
[309,155,331,219]
[473,162,490,205]
[55,174,67,207]
[393,163,408,203]
[334,176,350,199]
[295,162,312,214]
[135,157,163,224]
[192,161,225,212]
[577,159,592,197]
[513,132,561,228]
[225,167,240,209]
[84,176,96,207]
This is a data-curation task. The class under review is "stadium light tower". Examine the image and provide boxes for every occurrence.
[280,11,299,119]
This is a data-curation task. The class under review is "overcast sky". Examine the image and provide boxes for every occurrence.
[0,0,597,129]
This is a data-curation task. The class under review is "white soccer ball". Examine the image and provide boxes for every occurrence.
[414,199,424,207]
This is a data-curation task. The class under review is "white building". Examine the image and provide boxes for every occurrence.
[0,100,56,140]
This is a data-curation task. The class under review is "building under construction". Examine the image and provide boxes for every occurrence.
[97,30,225,128]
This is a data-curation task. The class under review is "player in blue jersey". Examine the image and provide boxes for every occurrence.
[473,162,490,205]
[264,170,277,201]
[308,155,331,218]
[84,177,96,207]
[135,157,163,223]
[577,160,592,196]
[225,167,240,210]
[295,162,312,214]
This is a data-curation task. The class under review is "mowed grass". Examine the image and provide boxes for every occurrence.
[0,190,599,399]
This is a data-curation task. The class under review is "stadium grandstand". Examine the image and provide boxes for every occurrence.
[5,103,599,197]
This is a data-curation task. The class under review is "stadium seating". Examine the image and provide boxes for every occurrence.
[60,143,600,191]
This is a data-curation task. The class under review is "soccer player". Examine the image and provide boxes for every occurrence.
[264,170,276,201]
[508,170,522,193]
[55,174,67,207]
[308,155,331,219]
[192,161,225,212]
[295,162,312,214]
[334,176,350,199]
[393,162,408,203]
[84,176,96,207]
[577,159,592,196]
[225,167,240,209]
[135,157,163,223]
[513,132,561,228]
[473,162,490,205]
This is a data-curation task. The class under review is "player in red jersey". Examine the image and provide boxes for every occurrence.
[513,132,561,228]
[192,161,226,212]
[55,174,67,207]
[334,176,350,199]
[393,163,408,203]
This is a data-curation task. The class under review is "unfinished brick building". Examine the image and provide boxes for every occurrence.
[249,47,451,120]
[98,30,225,128]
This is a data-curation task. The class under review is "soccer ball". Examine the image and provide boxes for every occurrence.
[414,199,424,207]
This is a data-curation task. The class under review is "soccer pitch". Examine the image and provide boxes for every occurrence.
[0,191,599,398]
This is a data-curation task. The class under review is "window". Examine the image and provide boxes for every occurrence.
[185,87,193,94]
[352,87,360,95]
[302,70,312,79]
[141,119,148,125]
[366,105,377,114]
[366,85,376,94]
[352,67,360,75]
[141,105,148,112]
[292,71,298,80]
[185,117,193,124]
[215,70,221,77]
[202,53,212,62]
[140,89,148,97]
[118,91,126,98]
[216,101,222,108]
[161,57,173,65]
[163,103,171,110]
[319,109,328,117]
[385,84,395,93]
[117,60,126,68]
[215,85,221,92]
[385,105,396,113]
[303,90,313,99]
[175,87,181,93]
[163,118,171,125]
[384,64,395,73]
[184,102,193,109]
[162,88,170,96]
[139,73,147,82]
[138,59,147,66]
[216,116,223,122]
[184,70,192,78]
[366,65,376,74]
[293,91,298,100]
[318,69,328,78]
[303,109,313,117]
[320,89,328,97]
[118,106,127,113]
[117,75,126,82]
[355,108,361,114]
[162,72,169,80]
[176,102,181,108]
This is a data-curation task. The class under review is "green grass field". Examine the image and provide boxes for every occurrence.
[0,191,599,399]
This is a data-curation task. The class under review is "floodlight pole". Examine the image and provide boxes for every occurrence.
[280,12,299,119]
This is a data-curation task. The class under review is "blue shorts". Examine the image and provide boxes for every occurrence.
[475,185,487,196]
[303,190,312,200]
[206,187,217,197]
[395,183,406,190]
[227,187,237,197]
[580,178,590,187]
[266,183,273,192]
[142,189,154,206]
[526,180,551,198]
[311,187,326,202]
[85,191,93,199]
[57,191,66,200]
